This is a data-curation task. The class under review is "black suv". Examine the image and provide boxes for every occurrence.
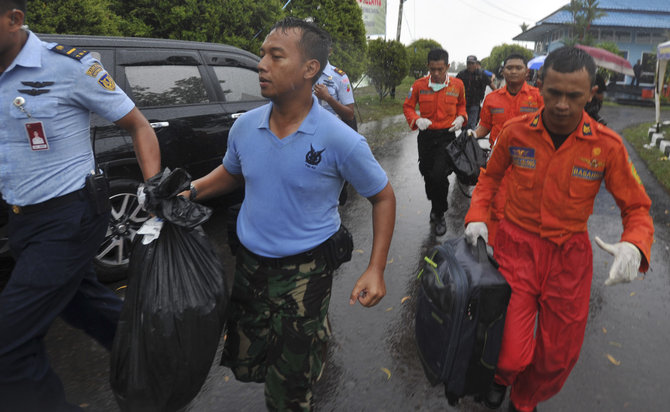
[0,34,266,282]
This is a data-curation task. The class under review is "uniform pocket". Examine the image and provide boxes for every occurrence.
[9,97,58,119]
[418,93,436,118]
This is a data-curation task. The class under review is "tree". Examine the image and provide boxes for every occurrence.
[481,44,534,73]
[112,0,285,53]
[520,22,529,33]
[27,0,123,36]
[287,0,367,82]
[406,39,443,79]
[367,39,408,101]
[562,0,606,45]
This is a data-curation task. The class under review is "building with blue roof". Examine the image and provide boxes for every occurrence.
[514,0,670,84]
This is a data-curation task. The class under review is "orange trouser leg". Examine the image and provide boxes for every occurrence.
[487,174,507,245]
[493,220,593,412]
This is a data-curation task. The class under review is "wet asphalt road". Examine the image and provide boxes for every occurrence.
[47,104,670,411]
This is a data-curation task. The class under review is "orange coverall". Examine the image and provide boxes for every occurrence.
[465,111,653,412]
[403,75,467,131]
[403,75,467,215]
[479,82,543,243]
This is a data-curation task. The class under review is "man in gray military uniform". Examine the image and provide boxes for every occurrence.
[313,59,356,129]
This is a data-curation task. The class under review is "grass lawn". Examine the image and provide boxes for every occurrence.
[353,77,415,123]
[622,123,670,194]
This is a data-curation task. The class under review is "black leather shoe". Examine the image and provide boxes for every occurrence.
[483,381,507,409]
[430,212,446,236]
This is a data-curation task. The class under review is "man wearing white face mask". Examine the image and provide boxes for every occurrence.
[403,48,467,236]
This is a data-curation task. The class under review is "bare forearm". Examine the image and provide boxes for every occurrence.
[327,98,354,121]
[366,183,396,273]
[116,107,161,180]
[189,165,242,201]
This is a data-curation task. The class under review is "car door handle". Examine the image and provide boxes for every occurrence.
[150,121,170,128]
[229,113,243,120]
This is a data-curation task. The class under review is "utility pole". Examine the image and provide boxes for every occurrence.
[396,0,405,41]
[392,0,406,99]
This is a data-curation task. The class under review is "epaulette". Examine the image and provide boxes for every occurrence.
[333,66,346,76]
[49,44,89,61]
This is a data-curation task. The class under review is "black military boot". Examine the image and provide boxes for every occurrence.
[483,381,507,409]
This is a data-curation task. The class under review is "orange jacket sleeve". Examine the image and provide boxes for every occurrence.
[403,79,422,130]
[602,137,654,271]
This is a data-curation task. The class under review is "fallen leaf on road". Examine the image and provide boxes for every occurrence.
[630,292,636,297]
[381,367,391,380]
[602,327,607,334]
[401,296,410,304]
[609,341,622,348]
[355,249,365,254]
[606,353,621,366]
[387,257,394,264]
[79,404,89,408]
[224,376,230,382]
[115,285,127,292]
[386,307,393,312]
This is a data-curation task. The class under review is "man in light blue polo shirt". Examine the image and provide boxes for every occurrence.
[188,17,395,411]
[0,1,161,410]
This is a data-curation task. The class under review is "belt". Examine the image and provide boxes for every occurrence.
[10,189,85,215]
[241,243,325,268]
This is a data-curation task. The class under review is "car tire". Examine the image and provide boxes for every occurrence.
[94,179,149,283]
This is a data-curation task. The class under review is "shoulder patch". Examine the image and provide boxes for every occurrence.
[333,66,346,76]
[50,44,89,61]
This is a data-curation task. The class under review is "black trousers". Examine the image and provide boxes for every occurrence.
[0,191,122,412]
[417,129,456,216]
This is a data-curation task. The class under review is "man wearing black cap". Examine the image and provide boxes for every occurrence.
[457,55,495,130]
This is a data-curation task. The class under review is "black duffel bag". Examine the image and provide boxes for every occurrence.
[446,131,487,186]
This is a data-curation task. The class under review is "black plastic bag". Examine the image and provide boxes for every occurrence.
[110,168,228,412]
[446,132,487,186]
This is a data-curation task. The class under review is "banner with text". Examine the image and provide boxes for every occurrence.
[357,0,386,37]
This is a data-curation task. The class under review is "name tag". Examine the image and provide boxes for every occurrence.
[25,121,49,151]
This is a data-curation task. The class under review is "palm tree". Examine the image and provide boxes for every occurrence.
[563,0,607,45]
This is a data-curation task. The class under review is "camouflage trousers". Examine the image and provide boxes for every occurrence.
[221,246,333,411]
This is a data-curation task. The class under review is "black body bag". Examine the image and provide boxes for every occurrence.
[110,168,229,412]
[446,131,487,186]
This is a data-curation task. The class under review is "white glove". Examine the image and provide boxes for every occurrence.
[415,118,432,131]
[465,222,488,246]
[466,129,477,138]
[594,236,642,286]
[448,115,465,132]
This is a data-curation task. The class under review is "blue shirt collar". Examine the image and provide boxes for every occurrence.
[10,31,42,72]
[257,95,320,137]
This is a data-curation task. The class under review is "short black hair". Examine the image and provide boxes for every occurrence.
[427,48,449,65]
[540,46,596,86]
[504,53,527,66]
[0,0,25,13]
[270,17,331,84]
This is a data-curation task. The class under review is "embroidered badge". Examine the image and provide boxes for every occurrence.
[21,81,54,88]
[579,157,605,169]
[305,144,325,167]
[86,63,103,77]
[490,108,505,114]
[582,122,592,136]
[408,87,413,99]
[572,166,603,181]
[98,73,116,91]
[510,146,536,169]
[520,106,538,112]
[18,88,49,96]
[592,147,601,156]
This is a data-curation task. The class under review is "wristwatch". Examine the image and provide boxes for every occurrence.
[189,183,198,201]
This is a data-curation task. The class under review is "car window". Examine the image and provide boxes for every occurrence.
[212,66,263,102]
[125,65,209,107]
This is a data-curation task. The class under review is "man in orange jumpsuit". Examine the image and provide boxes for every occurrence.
[403,48,467,236]
[464,47,654,412]
[471,53,543,244]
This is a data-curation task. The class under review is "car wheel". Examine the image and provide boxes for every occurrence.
[94,179,149,283]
